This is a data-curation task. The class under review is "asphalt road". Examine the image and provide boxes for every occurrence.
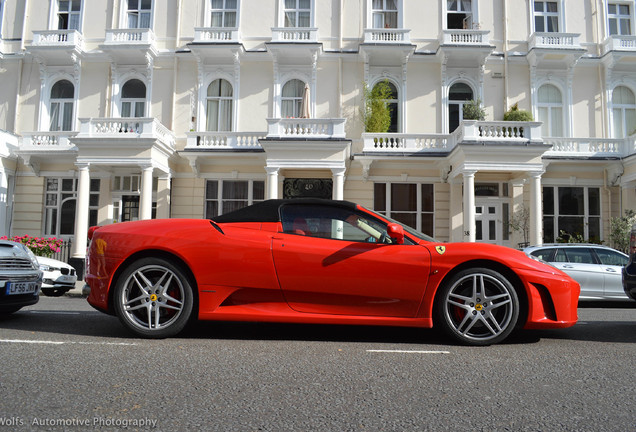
[0,296,635,432]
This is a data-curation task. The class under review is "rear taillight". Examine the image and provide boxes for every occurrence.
[87,226,100,241]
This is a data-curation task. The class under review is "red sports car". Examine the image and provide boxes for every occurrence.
[86,199,579,345]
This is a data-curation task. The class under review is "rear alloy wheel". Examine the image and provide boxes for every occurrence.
[113,258,194,338]
[436,268,519,346]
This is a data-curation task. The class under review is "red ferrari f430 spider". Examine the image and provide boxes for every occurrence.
[86,199,579,345]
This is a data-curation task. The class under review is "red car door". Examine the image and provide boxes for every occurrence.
[272,234,431,317]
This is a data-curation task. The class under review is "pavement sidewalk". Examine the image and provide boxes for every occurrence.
[65,280,89,297]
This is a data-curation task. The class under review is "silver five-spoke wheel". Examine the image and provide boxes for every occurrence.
[436,268,519,345]
[114,258,194,338]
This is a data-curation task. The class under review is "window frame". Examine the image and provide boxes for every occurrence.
[448,81,474,133]
[43,177,100,238]
[205,78,234,131]
[281,0,313,28]
[50,0,83,31]
[536,83,564,138]
[532,0,561,33]
[122,0,153,29]
[204,179,265,218]
[207,0,239,28]
[371,0,398,29]
[119,78,148,118]
[48,79,75,132]
[445,0,474,29]
[607,1,634,36]
[373,182,435,237]
[542,186,602,243]
[610,85,636,139]
[281,79,306,119]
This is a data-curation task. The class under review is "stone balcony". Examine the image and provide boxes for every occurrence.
[544,136,635,158]
[271,27,318,43]
[31,29,84,48]
[266,118,346,139]
[602,35,636,54]
[101,28,157,64]
[185,132,264,150]
[362,121,543,154]
[363,28,411,44]
[104,28,156,45]
[75,117,174,148]
[21,131,77,150]
[193,27,240,43]
[529,32,582,50]
[28,30,84,65]
[439,29,491,46]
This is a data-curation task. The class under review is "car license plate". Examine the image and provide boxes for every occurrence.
[6,282,39,295]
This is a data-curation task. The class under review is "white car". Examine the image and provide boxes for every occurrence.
[524,244,629,301]
[37,256,77,297]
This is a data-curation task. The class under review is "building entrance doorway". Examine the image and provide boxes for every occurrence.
[475,199,502,244]
[283,178,333,199]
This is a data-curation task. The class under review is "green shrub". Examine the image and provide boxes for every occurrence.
[462,99,486,121]
[362,80,392,133]
[503,103,534,121]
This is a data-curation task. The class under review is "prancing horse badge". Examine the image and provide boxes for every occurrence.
[435,246,446,255]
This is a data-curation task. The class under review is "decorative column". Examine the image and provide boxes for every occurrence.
[462,170,476,242]
[449,181,463,242]
[139,165,154,220]
[155,174,171,219]
[529,172,543,246]
[71,163,91,276]
[332,167,346,200]
[266,167,280,199]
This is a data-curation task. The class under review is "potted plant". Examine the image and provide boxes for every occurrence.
[462,99,486,121]
[362,80,392,133]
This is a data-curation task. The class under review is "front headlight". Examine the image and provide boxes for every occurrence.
[39,264,52,272]
[24,247,40,269]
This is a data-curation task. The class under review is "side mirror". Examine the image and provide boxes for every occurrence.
[387,223,405,245]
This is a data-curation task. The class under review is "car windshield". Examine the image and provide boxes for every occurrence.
[364,207,438,243]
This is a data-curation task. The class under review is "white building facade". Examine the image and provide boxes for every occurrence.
[1,0,636,274]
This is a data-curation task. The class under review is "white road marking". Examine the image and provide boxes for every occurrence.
[28,311,81,315]
[0,339,137,346]
[366,349,450,354]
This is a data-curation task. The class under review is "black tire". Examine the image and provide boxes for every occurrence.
[434,267,520,346]
[113,257,194,338]
[41,288,66,297]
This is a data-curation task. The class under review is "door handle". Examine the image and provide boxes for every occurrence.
[605,268,617,272]
[562,265,574,269]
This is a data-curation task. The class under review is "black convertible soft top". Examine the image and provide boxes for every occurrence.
[211,198,358,223]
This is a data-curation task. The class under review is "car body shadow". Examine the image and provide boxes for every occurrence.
[0,306,634,345]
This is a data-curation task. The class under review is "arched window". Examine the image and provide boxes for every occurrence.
[448,82,473,132]
[372,80,399,133]
[50,80,74,131]
[281,79,305,118]
[206,79,233,131]
[612,86,636,138]
[121,79,146,118]
[537,84,563,137]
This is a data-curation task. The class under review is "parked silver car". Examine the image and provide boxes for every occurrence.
[0,240,42,314]
[524,244,629,301]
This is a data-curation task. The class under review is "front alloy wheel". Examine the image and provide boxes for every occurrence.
[114,258,194,338]
[436,268,519,345]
